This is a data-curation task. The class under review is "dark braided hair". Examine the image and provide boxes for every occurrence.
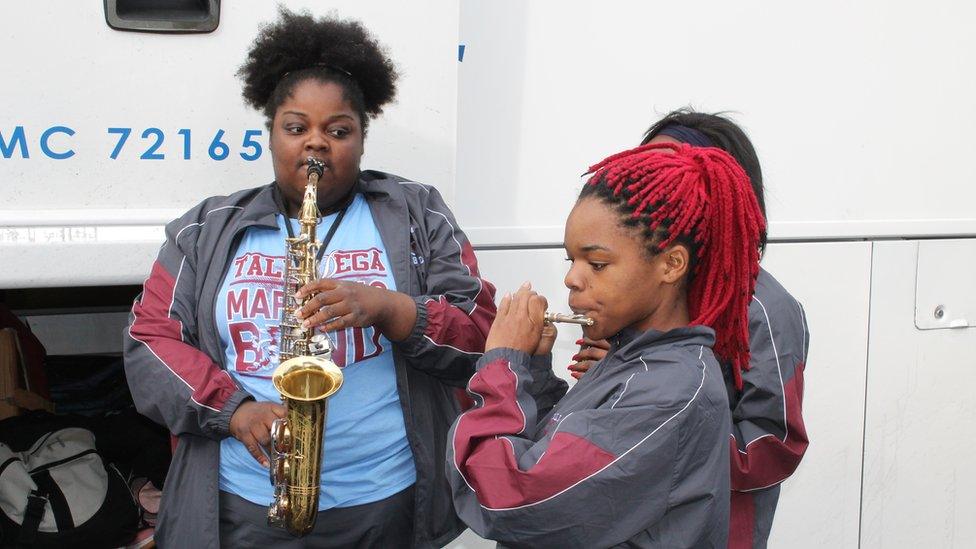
[237,7,398,133]
[581,142,765,389]
[641,109,767,253]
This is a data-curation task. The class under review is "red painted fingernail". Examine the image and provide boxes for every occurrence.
[575,339,584,345]
[571,354,581,361]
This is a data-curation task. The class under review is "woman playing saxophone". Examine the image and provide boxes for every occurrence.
[123,9,496,548]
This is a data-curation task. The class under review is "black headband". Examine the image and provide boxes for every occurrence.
[657,124,714,148]
[281,63,353,82]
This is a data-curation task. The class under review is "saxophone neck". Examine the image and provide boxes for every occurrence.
[300,156,324,228]
[300,179,319,227]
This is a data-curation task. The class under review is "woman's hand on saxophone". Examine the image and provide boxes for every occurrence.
[229,401,286,468]
[294,279,418,342]
[485,282,550,355]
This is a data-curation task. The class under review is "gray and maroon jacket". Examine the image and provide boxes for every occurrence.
[727,268,810,548]
[123,171,496,549]
[448,327,730,548]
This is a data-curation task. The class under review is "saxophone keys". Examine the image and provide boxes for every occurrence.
[271,418,291,453]
[268,492,289,528]
[309,334,334,357]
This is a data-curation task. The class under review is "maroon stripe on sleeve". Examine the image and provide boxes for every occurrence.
[129,261,237,411]
[424,296,493,353]
[728,491,757,549]
[467,431,615,509]
[454,387,475,411]
[459,240,483,278]
[422,238,496,352]
[453,358,615,509]
[730,363,808,490]
[460,240,497,334]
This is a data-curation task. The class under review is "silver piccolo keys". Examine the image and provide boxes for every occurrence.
[543,312,596,326]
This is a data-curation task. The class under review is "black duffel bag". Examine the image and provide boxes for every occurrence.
[0,413,139,548]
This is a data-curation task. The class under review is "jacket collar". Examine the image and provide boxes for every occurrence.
[610,325,716,363]
[234,173,414,295]
[237,183,280,229]
[239,172,401,230]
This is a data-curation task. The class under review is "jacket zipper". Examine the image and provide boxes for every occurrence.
[210,226,248,388]
[29,449,98,474]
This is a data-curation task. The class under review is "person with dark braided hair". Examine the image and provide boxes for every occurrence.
[124,8,495,548]
[447,142,765,547]
[570,110,810,548]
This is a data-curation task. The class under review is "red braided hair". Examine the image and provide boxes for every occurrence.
[584,142,766,389]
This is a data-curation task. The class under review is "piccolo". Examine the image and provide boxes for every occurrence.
[543,312,596,326]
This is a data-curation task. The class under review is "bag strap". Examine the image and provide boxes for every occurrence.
[31,470,73,530]
[16,490,47,546]
[15,469,75,546]
[0,456,22,476]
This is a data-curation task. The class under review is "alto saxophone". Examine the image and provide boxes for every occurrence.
[268,157,344,536]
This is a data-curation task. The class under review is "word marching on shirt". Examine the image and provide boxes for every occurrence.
[216,193,416,510]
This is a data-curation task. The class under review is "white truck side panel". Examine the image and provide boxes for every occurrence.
[861,241,976,547]
[456,0,976,246]
[0,0,459,288]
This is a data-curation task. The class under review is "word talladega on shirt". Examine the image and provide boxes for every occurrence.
[216,193,415,509]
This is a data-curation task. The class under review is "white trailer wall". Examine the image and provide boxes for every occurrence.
[0,0,459,288]
[455,0,976,245]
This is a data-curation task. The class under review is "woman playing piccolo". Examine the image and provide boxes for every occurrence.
[447,142,765,547]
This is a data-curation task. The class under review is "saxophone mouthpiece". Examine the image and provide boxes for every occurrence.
[306,157,325,179]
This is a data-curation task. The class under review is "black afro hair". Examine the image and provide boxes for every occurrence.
[237,7,398,132]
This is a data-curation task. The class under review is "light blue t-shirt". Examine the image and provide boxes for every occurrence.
[216,193,415,509]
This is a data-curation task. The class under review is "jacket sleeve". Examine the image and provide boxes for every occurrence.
[447,348,719,547]
[526,354,569,419]
[123,211,252,439]
[729,295,810,491]
[396,185,497,385]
